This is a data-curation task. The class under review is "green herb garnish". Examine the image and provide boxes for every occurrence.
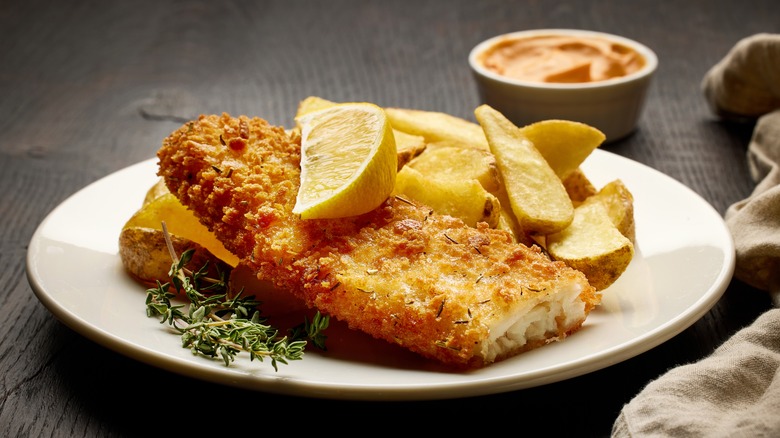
[144,223,329,371]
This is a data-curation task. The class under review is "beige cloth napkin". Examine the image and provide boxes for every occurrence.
[612,33,780,437]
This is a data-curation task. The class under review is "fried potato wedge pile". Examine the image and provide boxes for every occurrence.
[386,101,633,290]
[119,97,637,292]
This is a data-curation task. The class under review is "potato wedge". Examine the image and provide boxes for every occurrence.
[296,96,426,170]
[475,104,573,235]
[492,184,534,245]
[122,192,240,267]
[406,146,500,193]
[384,107,489,150]
[119,227,229,285]
[296,95,337,117]
[563,167,598,204]
[393,130,427,170]
[589,179,636,243]
[519,120,605,180]
[393,166,500,227]
[545,200,634,291]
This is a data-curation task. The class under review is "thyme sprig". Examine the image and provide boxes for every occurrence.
[145,223,329,371]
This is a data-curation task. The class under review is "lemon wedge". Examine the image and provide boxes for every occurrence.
[293,102,397,219]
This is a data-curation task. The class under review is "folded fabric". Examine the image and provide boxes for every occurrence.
[612,33,780,437]
[725,109,780,301]
[612,309,780,437]
[702,33,780,122]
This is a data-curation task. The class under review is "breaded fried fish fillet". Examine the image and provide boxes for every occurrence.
[157,113,600,368]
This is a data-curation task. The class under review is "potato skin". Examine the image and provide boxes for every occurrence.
[593,179,636,243]
[559,243,634,291]
[562,168,598,205]
[544,200,634,291]
[119,227,229,286]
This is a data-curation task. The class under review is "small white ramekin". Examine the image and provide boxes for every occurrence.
[469,29,658,142]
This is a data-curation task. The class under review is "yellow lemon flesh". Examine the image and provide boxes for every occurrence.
[293,102,397,219]
[122,191,240,267]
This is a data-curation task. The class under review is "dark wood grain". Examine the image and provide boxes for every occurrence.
[2,0,778,435]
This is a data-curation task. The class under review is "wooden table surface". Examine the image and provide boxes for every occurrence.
[3,0,779,436]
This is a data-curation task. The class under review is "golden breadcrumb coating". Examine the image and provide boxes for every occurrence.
[157,113,600,368]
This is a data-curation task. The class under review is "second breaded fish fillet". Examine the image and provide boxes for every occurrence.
[157,113,600,369]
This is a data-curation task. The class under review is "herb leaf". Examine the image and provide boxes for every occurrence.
[145,225,329,371]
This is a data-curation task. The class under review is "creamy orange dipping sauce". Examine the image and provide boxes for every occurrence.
[479,35,646,83]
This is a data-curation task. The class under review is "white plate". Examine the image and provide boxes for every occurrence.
[27,150,734,401]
